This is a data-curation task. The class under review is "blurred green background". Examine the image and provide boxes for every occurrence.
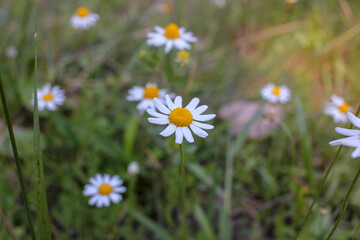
[1,0,360,239]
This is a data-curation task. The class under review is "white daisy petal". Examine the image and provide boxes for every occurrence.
[89,195,99,206]
[185,98,200,111]
[148,118,170,125]
[147,109,168,118]
[192,121,214,130]
[174,96,182,108]
[192,105,208,115]
[190,124,208,138]
[165,41,174,53]
[109,193,122,204]
[153,98,171,114]
[83,185,98,196]
[351,147,360,158]
[175,127,184,144]
[329,137,360,148]
[160,124,177,137]
[182,127,194,143]
[193,114,216,122]
[335,127,360,137]
[165,95,176,110]
[347,112,360,129]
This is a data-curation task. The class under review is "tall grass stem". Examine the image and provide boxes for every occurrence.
[326,166,360,239]
[0,75,36,240]
[179,144,188,239]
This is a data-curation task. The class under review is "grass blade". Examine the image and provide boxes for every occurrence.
[0,74,36,240]
[33,2,51,238]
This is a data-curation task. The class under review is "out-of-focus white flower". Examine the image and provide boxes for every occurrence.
[260,83,291,104]
[5,46,18,59]
[83,174,126,208]
[127,162,140,176]
[324,94,352,124]
[147,23,198,53]
[329,112,360,158]
[127,83,168,114]
[213,0,226,8]
[70,7,99,30]
[32,83,66,111]
[147,95,215,144]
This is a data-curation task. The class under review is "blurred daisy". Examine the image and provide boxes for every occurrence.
[83,174,126,208]
[127,83,168,114]
[147,95,216,144]
[324,94,352,123]
[147,23,198,53]
[70,7,99,30]
[286,0,298,4]
[213,0,226,8]
[329,112,360,158]
[175,50,190,66]
[260,83,291,104]
[127,161,140,176]
[32,83,66,111]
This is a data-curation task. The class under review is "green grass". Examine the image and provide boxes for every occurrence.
[1,0,360,239]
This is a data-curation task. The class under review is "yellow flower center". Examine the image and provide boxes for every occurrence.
[98,183,113,195]
[169,107,193,127]
[338,103,349,113]
[42,93,54,101]
[163,3,173,14]
[272,86,281,96]
[286,0,296,4]
[178,50,190,59]
[164,23,180,39]
[76,7,90,17]
[143,86,159,99]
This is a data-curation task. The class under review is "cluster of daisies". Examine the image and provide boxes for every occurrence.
[33,2,355,209]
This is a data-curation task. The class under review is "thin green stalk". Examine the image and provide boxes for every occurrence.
[0,75,36,240]
[294,105,360,240]
[34,1,52,238]
[326,166,360,240]
[179,144,188,240]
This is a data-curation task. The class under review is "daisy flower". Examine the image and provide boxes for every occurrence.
[127,83,168,114]
[147,95,216,144]
[32,83,66,111]
[329,112,360,158]
[175,50,190,66]
[260,83,291,104]
[83,174,126,208]
[156,3,174,14]
[146,23,198,53]
[324,94,352,123]
[70,7,99,30]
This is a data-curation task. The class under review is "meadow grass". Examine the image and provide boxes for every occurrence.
[1,0,360,239]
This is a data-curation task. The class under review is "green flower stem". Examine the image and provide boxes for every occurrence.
[0,74,36,240]
[179,144,188,240]
[326,166,360,240]
[294,105,360,240]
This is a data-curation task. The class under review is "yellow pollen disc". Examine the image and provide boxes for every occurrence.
[76,7,90,17]
[272,86,281,96]
[164,23,180,39]
[338,103,349,113]
[42,93,54,101]
[98,183,113,195]
[169,107,193,127]
[143,86,159,99]
[163,3,173,14]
